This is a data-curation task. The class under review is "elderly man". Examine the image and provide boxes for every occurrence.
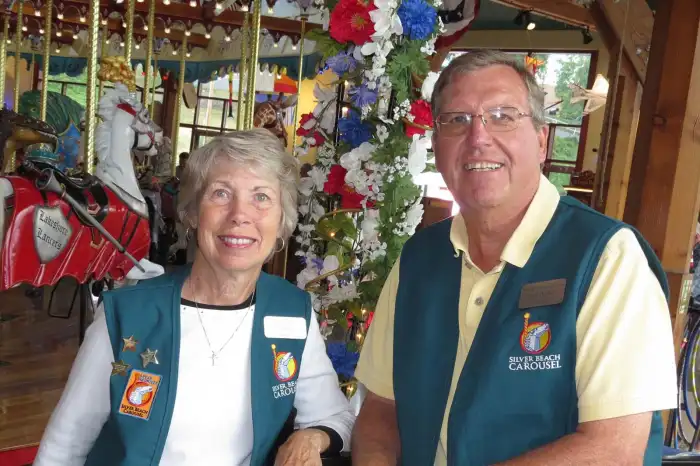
[351,50,677,465]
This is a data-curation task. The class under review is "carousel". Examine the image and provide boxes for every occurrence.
[0,0,476,459]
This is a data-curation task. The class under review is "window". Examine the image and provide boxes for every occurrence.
[176,75,295,155]
[439,51,595,192]
[176,76,241,154]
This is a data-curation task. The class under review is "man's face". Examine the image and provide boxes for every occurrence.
[432,65,548,213]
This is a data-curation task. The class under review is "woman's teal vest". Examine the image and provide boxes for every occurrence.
[85,267,312,466]
[394,196,668,465]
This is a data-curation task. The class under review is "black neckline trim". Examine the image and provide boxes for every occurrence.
[180,295,256,311]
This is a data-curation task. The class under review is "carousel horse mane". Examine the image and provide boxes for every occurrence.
[19,91,84,133]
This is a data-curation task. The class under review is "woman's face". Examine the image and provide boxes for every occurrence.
[194,158,283,274]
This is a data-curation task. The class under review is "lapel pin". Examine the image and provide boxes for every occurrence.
[111,360,131,376]
[122,335,138,352]
[140,348,159,368]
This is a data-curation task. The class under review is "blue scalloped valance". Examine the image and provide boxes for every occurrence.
[8,52,322,82]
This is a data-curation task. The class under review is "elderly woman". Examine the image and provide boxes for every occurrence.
[34,129,355,466]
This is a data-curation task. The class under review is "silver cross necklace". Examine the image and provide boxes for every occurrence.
[190,281,255,366]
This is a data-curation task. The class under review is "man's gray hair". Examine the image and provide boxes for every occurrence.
[177,128,300,242]
[431,50,547,129]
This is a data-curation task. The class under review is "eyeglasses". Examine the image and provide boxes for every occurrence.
[435,107,533,135]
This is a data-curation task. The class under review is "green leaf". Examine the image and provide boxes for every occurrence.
[307,30,347,62]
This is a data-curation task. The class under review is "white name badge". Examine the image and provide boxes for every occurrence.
[264,316,308,340]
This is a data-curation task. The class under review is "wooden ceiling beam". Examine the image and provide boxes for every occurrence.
[592,0,653,84]
[489,0,596,29]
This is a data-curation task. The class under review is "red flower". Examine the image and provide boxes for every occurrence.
[365,311,375,331]
[323,165,348,195]
[308,131,326,147]
[296,113,316,137]
[341,185,375,209]
[329,0,376,46]
[405,100,434,138]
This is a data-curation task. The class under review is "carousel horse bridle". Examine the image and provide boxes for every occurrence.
[116,102,158,152]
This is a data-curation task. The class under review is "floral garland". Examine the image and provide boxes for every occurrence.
[293,0,443,388]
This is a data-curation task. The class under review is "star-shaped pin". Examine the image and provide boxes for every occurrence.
[140,348,159,368]
[111,360,131,376]
[122,335,138,352]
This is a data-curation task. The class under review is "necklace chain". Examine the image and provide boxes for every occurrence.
[190,281,255,366]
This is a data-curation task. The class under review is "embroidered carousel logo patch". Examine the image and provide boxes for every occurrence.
[271,344,298,399]
[508,313,562,372]
[520,312,551,355]
[118,370,161,420]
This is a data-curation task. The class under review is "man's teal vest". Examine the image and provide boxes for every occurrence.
[85,267,312,466]
[394,196,668,465]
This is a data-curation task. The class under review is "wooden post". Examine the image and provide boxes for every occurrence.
[603,76,641,220]
[622,0,700,359]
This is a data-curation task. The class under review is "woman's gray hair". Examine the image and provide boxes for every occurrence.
[431,50,547,129]
[177,128,300,242]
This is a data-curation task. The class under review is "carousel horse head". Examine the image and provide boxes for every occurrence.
[253,93,298,147]
[0,106,59,173]
[93,56,163,218]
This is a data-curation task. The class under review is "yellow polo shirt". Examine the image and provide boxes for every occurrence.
[354,175,678,465]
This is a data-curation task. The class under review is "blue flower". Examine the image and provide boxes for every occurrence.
[338,111,373,148]
[397,0,437,41]
[327,341,360,378]
[349,83,378,108]
[326,51,358,76]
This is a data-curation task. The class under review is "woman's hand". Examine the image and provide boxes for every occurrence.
[274,428,331,466]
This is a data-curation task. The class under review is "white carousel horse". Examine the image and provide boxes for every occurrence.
[0,82,164,291]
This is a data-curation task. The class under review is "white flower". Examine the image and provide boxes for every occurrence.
[299,176,314,196]
[296,265,320,290]
[407,134,430,182]
[321,255,340,285]
[421,71,440,101]
[404,201,425,236]
[308,166,328,192]
[361,209,380,244]
[377,125,389,142]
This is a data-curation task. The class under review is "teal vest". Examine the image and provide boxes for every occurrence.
[394,196,668,465]
[85,267,312,466]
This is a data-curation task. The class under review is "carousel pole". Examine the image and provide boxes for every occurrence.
[97,22,108,98]
[149,52,157,115]
[84,0,100,174]
[170,36,186,176]
[142,0,155,106]
[124,0,136,64]
[236,12,249,130]
[290,15,306,149]
[0,14,8,104]
[244,0,261,129]
[10,0,24,170]
[40,0,53,120]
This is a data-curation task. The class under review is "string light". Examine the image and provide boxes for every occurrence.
[135,43,140,49]
[292,44,297,51]
[22,25,27,31]
[122,21,126,27]
[240,4,248,11]
[267,6,273,13]
[163,0,170,4]
[205,32,211,39]
[186,51,191,57]
[101,18,107,25]
[39,28,44,34]
[55,45,60,53]
[56,31,62,37]
[224,35,231,42]
[172,49,177,55]
[34,9,41,16]
[273,41,278,47]
[73,33,78,39]
[80,15,86,22]
[143,25,148,31]
[57,12,63,19]
[120,41,125,47]
[189,0,196,6]
[185,29,191,36]
[164,26,170,33]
